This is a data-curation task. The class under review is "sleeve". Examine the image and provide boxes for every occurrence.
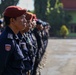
[35,32,42,50]
[0,39,12,74]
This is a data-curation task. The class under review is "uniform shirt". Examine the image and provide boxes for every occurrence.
[17,32,32,72]
[28,30,38,55]
[33,28,44,61]
[0,26,24,75]
[33,28,43,50]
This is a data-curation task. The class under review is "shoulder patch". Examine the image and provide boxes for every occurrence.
[7,33,13,39]
[5,44,11,51]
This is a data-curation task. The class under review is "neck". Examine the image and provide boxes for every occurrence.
[8,24,19,34]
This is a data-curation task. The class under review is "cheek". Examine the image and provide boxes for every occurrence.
[24,25,27,28]
[17,23,25,30]
[19,20,25,26]
[19,20,23,24]
[18,19,24,24]
[16,20,22,25]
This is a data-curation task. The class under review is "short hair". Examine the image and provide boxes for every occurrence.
[4,16,16,26]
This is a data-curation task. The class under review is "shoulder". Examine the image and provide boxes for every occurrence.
[0,33,15,52]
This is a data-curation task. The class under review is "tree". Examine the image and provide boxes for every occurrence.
[34,0,72,36]
[47,0,72,36]
[0,0,19,18]
[34,0,47,21]
[49,0,56,7]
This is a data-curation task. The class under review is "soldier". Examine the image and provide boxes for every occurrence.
[18,12,38,75]
[32,19,44,75]
[17,12,34,75]
[26,12,38,75]
[0,6,27,75]
[41,22,50,54]
[17,22,32,75]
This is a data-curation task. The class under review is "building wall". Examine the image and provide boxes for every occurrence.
[61,0,76,9]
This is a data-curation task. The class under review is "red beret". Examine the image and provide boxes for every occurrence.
[3,6,27,17]
[32,14,37,21]
[26,12,33,21]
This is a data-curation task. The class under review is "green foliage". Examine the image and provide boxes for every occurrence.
[60,25,69,37]
[49,0,56,7]
[0,0,19,18]
[34,0,72,36]
[47,0,72,36]
[34,0,47,21]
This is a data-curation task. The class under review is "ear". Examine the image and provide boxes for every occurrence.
[10,18,15,24]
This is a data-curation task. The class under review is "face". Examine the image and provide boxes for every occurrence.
[21,21,31,33]
[25,21,32,32]
[26,20,32,29]
[37,24,43,30]
[31,20,36,28]
[13,14,27,31]
[40,24,44,30]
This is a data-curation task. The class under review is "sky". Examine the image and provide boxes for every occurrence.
[17,0,34,10]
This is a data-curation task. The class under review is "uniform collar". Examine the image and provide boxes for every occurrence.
[17,32,22,40]
[5,26,17,39]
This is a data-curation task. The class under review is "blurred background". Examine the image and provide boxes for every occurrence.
[0,0,76,38]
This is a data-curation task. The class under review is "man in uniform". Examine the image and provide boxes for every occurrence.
[17,12,37,75]
[0,6,27,75]
[32,19,44,75]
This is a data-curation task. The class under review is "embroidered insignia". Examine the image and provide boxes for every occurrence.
[7,34,13,39]
[5,44,11,51]
[21,42,28,51]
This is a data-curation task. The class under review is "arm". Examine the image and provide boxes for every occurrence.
[0,39,12,74]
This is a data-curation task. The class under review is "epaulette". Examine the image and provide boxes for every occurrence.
[7,33,13,39]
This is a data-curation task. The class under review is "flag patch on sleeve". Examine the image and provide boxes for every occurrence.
[5,44,11,51]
